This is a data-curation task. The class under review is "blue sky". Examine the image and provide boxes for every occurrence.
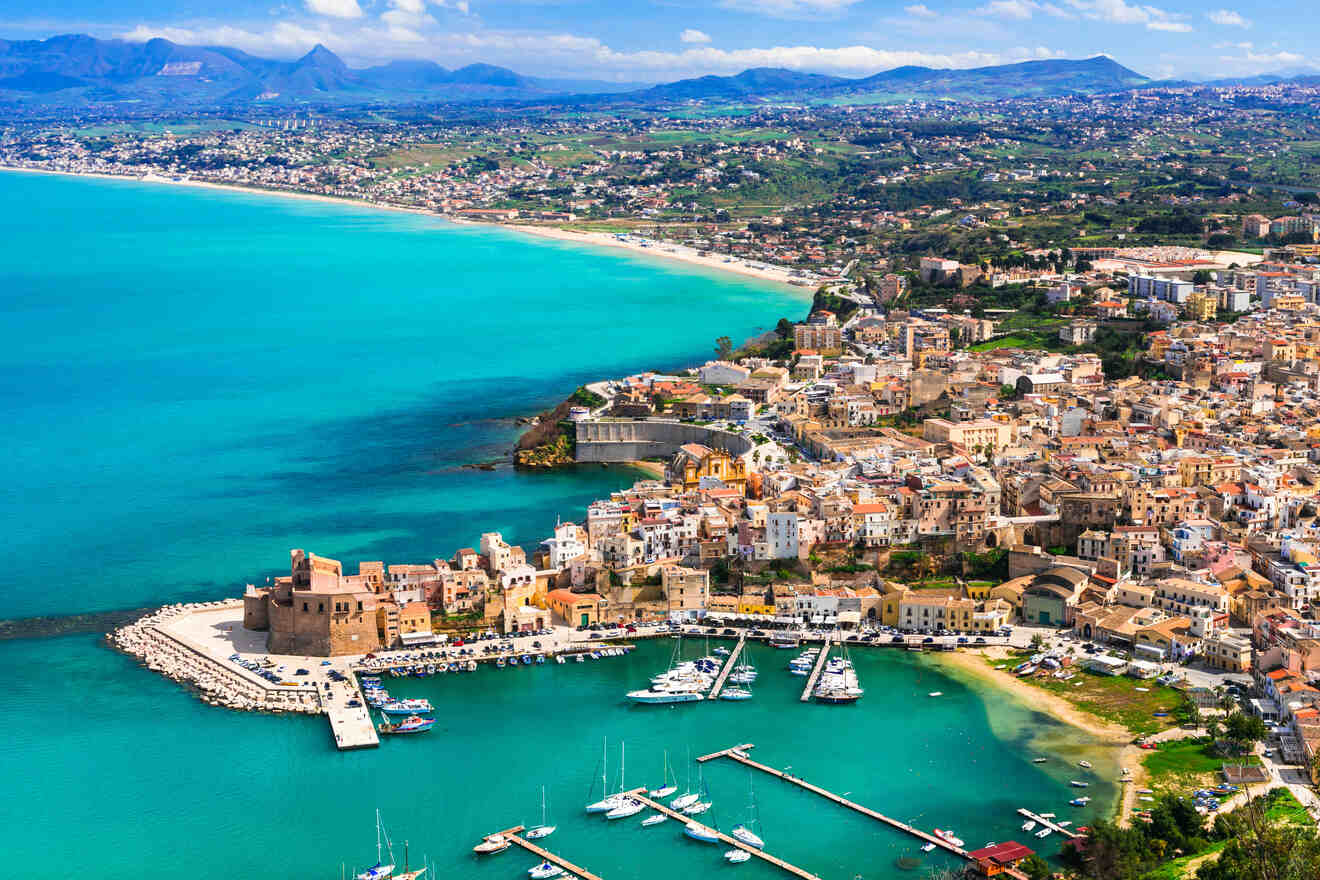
[1,1,1310,82]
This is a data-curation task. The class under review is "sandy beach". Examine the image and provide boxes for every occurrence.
[625,460,667,479]
[937,647,1147,825]
[0,164,818,295]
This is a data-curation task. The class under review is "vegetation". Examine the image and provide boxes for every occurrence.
[997,658,1190,735]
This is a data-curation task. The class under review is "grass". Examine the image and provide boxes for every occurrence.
[994,655,1187,735]
[1141,841,1228,880]
[1264,787,1309,825]
[1143,737,1261,797]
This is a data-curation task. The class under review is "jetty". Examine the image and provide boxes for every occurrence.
[800,636,832,702]
[625,789,824,880]
[482,826,603,880]
[327,703,379,750]
[1017,808,1081,839]
[706,634,747,700]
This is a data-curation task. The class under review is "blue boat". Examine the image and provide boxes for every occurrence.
[522,655,533,665]
[535,655,545,665]
[380,699,434,715]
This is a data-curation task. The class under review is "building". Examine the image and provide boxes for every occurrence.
[794,324,842,354]
[545,589,603,628]
[1204,631,1252,673]
[1021,567,1090,627]
[919,256,960,284]
[243,549,381,656]
[671,443,748,494]
[1128,274,1193,304]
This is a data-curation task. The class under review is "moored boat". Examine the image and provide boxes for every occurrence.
[378,715,434,734]
[932,829,965,848]
[683,821,720,844]
[528,861,563,879]
[724,849,751,863]
[641,813,667,827]
[473,835,508,855]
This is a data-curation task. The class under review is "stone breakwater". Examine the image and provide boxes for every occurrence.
[109,601,322,715]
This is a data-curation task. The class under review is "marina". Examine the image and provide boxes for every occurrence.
[705,634,747,700]
[1016,809,1082,840]
[799,636,833,702]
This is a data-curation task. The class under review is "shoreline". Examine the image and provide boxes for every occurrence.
[934,648,1146,826]
[0,164,817,295]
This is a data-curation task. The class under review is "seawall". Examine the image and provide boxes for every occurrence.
[574,418,755,463]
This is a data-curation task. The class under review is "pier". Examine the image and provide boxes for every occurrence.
[625,789,825,880]
[706,634,746,700]
[483,826,603,880]
[705,743,971,859]
[1016,808,1081,839]
[800,636,832,702]
[327,703,379,750]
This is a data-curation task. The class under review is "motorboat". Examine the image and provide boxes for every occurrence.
[380,699,434,716]
[920,843,936,853]
[683,821,720,844]
[1078,760,1092,769]
[928,692,943,697]
[528,861,564,879]
[1035,828,1052,839]
[932,829,965,848]
[724,850,751,864]
[377,715,434,734]
[1032,758,1048,763]
[1069,781,1089,788]
[720,687,753,701]
[473,835,509,855]
[641,813,668,827]
[1021,820,1036,831]
[1069,797,1091,806]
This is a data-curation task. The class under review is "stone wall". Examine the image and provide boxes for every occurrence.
[575,419,754,463]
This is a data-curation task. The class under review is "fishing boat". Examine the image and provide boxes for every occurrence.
[353,810,397,880]
[1021,820,1036,831]
[528,861,564,879]
[649,751,678,799]
[724,849,751,864]
[730,774,765,849]
[473,835,509,855]
[641,813,668,827]
[380,699,434,716]
[378,715,434,734]
[683,821,720,844]
[526,786,556,840]
[932,829,965,848]
[1077,760,1092,769]
[585,740,628,814]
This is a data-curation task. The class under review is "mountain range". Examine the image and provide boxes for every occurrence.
[0,33,1195,110]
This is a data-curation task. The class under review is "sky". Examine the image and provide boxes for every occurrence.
[0,1,1312,82]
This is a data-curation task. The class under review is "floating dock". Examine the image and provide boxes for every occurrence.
[1017,808,1081,839]
[482,826,604,880]
[626,789,824,880]
[800,637,832,702]
[706,634,747,700]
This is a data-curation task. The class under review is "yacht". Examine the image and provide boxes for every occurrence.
[1021,820,1036,831]
[354,810,396,880]
[649,751,678,799]
[724,850,751,864]
[932,829,965,848]
[528,862,564,879]
[526,786,556,840]
[730,773,765,849]
[585,740,628,814]
[641,813,668,827]
[473,835,509,855]
[605,798,645,820]
[720,687,753,701]
[682,801,712,816]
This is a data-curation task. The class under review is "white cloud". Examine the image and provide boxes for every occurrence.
[904,3,938,17]
[680,29,712,44]
[718,0,863,19]
[304,0,363,20]
[1207,10,1250,28]
[1066,0,1190,32]
[976,0,1072,20]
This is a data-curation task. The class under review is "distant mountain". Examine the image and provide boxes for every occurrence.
[0,35,1150,109]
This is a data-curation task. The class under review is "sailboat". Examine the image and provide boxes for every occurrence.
[355,810,396,880]
[585,739,628,813]
[670,749,700,811]
[526,786,556,839]
[680,762,712,815]
[730,773,765,849]
[605,744,645,819]
[649,750,678,799]
[392,842,427,880]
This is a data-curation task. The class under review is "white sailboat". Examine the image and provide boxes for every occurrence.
[355,810,396,880]
[730,773,765,849]
[670,749,700,811]
[649,750,678,798]
[526,786,556,839]
[585,739,627,813]
[603,743,643,819]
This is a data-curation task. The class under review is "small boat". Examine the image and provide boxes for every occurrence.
[1069,781,1089,788]
[724,850,751,864]
[683,821,720,844]
[928,692,943,697]
[1035,828,1052,839]
[670,793,700,811]
[555,656,565,665]
[585,739,627,814]
[1032,758,1048,763]
[528,861,564,879]
[1077,760,1092,769]
[1069,797,1091,806]
[497,658,506,668]
[574,654,584,663]
[1021,820,1036,832]
[1058,821,1072,828]
[526,786,556,840]
[720,687,753,701]
[714,647,730,656]
[650,751,679,798]
[380,698,434,716]
[730,749,749,760]
[378,715,434,734]
[641,814,668,827]
[473,835,509,855]
[920,843,936,853]
[354,810,397,880]
[933,829,965,848]
[683,801,712,816]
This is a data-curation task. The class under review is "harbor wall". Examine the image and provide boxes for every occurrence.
[574,419,754,463]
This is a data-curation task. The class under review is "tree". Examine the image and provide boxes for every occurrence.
[1193,269,1214,284]
[1223,711,1268,751]
[1018,853,1053,880]
[1197,790,1320,880]
[774,318,793,339]
[714,336,734,360]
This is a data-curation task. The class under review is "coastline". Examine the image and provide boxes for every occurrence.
[935,648,1146,826]
[0,164,816,295]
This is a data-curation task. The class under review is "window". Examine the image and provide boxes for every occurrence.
[317,602,324,613]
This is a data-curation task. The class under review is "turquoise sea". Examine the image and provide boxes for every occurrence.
[0,172,1116,879]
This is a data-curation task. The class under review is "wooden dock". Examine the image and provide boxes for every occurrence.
[626,789,824,880]
[707,744,971,860]
[1017,808,1081,839]
[484,826,604,880]
[800,637,832,702]
[706,634,747,700]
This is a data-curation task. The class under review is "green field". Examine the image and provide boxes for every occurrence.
[994,656,1188,735]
